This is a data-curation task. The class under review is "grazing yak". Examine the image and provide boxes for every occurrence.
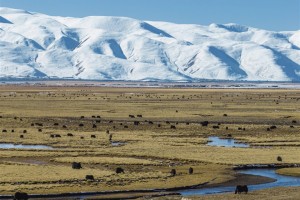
[170,169,176,176]
[270,125,277,129]
[72,162,82,169]
[189,167,194,174]
[235,185,248,194]
[201,121,209,126]
[50,134,61,138]
[116,167,124,173]
[14,192,28,200]
[277,156,283,162]
[85,175,94,180]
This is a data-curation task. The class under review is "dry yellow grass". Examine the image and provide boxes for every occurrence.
[0,86,299,196]
[53,156,160,165]
[0,163,113,182]
[277,168,300,177]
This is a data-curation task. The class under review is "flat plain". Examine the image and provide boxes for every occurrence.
[0,85,299,198]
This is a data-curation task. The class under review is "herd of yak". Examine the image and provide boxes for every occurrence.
[12,162,248,200]
[9,113,253,199]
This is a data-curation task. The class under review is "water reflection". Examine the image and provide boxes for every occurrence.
[207,136,249,148]
[0,143,53,149]
[180,168,300,196]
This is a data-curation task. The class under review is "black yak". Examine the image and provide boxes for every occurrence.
[85,175,94,180]
[72,162,82,169]
[170,169,176,176]
[235,185,248,194]
[201,121,209,126]
[14,192,28,200]
[116,167,124,173]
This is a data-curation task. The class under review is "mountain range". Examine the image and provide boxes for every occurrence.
[0,7,300,81]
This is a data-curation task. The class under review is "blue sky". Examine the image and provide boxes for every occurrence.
[0,0,299,31]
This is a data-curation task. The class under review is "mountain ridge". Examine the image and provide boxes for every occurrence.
[0,7,300,81]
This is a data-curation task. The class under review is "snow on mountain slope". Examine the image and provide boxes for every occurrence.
[0,7,299,81]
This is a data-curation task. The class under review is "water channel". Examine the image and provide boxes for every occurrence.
[0,143,53,150]
[1,138,299,198]
[207,136,249,148]
[180,168,300,196]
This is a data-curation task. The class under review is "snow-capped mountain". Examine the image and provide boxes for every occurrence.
[0,7,300,81]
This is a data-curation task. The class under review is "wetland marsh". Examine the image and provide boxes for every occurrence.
[0,85,299,198]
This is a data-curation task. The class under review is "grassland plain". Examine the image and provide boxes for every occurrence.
[0,85,299,198]
[142,187,300,200]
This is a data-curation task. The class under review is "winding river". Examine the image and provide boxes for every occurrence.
[180,136,300,195]
[180,168,300,196]
[22,168,300,199]
[1,137,299,199]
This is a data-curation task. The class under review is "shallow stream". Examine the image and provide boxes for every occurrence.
[180,168,300,195]
[207,136,249,148]
[0,143,53,150]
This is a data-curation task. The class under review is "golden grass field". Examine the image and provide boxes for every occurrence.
[0,85,299,198]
